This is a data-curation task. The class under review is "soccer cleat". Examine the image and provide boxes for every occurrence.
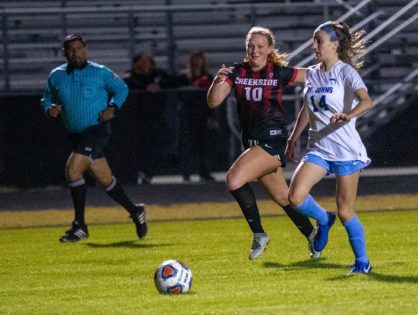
[132,204,148,239]
[59,221,89,242]
[348,261,372,275]
[307,227,321,259]
[313,211,336,252]
[249,233,270,260]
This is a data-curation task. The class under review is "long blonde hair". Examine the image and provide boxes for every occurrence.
[245,26,288,67]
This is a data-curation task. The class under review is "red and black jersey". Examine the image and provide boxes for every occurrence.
[225,61,297,139]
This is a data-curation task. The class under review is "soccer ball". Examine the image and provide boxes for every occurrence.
[154,260,193,294]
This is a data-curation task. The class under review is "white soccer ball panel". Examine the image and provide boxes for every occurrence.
[154,259,193,294]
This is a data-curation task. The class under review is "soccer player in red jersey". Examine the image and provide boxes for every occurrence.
[208,26,318,260]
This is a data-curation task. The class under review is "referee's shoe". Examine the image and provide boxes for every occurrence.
[132,204,148,239]
[59,221,89,242]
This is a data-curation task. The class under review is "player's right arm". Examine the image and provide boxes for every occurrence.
[285,102,309,163]
[207,64,233,108]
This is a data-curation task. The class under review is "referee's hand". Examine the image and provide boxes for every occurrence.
[48,104,62,118]
[99,107,115,122]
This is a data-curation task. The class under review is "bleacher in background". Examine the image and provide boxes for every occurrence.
[0,1,333,91]
[1,0,416,93]
[0,0,417,187]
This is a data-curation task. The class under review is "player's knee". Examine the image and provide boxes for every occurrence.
[337,208,354,222]
[100,176,115,190]
[226,172,244,191]
[288,191,304,207]
[271,194,289,207]
[94,172,113,187]
[65,166,83,182]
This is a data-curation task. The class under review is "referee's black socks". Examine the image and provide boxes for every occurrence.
[230,183,264,234]
[69,178,86,225]
[105,177,137,215]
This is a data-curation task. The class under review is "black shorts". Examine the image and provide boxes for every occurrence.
[69,122,111,160]
[242,126,287,167]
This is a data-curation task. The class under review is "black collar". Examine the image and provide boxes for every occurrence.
[66,61,88,74]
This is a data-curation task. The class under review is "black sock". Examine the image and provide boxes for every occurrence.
[282,204,314,239]
[230,183,264,234]
[105,177,137,215]
[69,179,86,225]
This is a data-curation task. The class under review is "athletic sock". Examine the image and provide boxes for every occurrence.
[296,194,329,225]
[282,204,314,239]
[343,215,368,263]
[105,177,137,215]
[230,183,264,234]
[69,178,86,225]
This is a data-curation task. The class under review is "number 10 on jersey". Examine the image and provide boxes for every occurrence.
[244,87,263,101]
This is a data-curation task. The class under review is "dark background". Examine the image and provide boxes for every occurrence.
[1,91,417,188]
[0,91,229,187]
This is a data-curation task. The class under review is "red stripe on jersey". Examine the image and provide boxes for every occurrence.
[231,61,294,134]
[276,73,284,115]
[263,62,273,116]
[225,77,233,87]
[235,66,246,106]
[288,68,298,86]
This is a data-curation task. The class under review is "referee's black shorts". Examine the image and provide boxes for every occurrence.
[69,122,111,160]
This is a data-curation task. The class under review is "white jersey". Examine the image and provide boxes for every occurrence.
[303,60,371,164]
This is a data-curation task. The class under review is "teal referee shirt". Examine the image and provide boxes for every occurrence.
[41,61,128,133]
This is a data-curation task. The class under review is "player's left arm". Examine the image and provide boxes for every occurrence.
[331,88,372,123]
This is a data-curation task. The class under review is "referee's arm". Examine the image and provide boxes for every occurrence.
[40,77,54,112]
[40,77,61,117]
[103,68,129,110]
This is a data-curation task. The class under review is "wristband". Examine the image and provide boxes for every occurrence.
[214,77,225,85]
[108,103,117,111]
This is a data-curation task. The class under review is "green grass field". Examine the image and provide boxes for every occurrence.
[1,208,417,314]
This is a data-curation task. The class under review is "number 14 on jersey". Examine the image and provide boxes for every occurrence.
[310,95,330,112]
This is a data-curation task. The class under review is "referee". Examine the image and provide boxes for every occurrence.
[41,34,147,242]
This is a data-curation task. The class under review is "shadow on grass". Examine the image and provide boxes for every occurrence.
[328,272,418,283]
[84,240,172,249]
[263,258,344,271]
[264,260,418,284]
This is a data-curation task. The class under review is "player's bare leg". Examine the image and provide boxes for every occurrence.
[227,146,279,259]
[259,168,319,258]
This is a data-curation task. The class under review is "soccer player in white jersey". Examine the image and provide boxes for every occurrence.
[285,21,373,274]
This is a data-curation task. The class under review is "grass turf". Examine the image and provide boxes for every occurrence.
[0,210,417,314]
[1,193,418,229]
